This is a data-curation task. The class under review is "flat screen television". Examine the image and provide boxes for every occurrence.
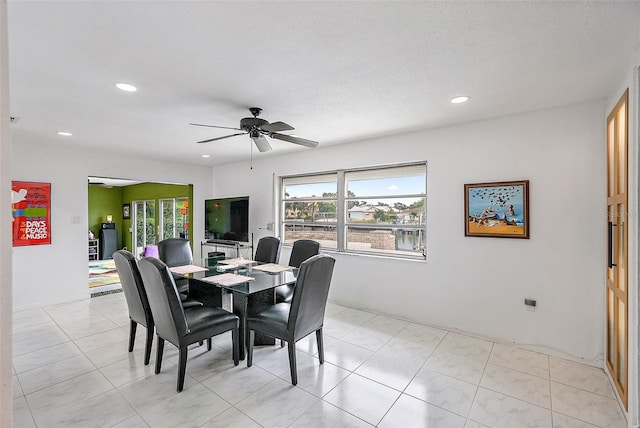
[204,196,249,243]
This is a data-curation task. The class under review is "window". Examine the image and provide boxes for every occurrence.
[280,163,426,259]
[282,174,338,249]
[160,198,189,240]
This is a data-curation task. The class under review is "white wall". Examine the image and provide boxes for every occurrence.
[11,141,212,310]
[1,0,13,424]
[212,101,606,362]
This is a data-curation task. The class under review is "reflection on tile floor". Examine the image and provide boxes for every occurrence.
[12,293,627,427]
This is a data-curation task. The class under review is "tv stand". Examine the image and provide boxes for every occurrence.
[206,238,243,246]
[201,239,252,259]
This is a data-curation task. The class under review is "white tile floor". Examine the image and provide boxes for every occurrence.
[12,292,627,428]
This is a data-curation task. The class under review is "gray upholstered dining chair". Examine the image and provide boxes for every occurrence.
[157,238,193,266]
[138,257,240,392]
[157,237,192,294]
[246,254,335,385]
[113,250,202,366]
[275,239,320,303]
[254,236,281,264]
[113,250,156,366]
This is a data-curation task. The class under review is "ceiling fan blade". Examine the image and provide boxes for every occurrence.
[251,134,272,152]
[196,132,246,144]
[189,123,242,131]
[269,133,319,148]
[260,121,294,132]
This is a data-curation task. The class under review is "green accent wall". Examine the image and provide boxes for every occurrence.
[121,183,193,253]
[88,186,124,248]
[88,182,193,255]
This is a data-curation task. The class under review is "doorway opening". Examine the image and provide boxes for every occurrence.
[87,176,193,295]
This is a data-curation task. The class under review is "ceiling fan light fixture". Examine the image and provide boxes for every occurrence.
[115,82,137,92]
[450,95,470,104]
[56,131,72,136]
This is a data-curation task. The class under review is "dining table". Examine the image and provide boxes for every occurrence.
[173,257,298,360]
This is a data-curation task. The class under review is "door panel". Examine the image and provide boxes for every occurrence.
[606,89,628,409]
[159,197,188,240]
[133,200,156,255]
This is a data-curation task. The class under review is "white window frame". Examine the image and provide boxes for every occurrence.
[280,162,427,260]
[159,197,189,240]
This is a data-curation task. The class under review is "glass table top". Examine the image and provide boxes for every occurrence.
[185,258,298,295]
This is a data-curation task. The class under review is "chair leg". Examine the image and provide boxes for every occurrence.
[316,328,324,365]
[232,327,239,366]
[207,338,212,351]
[177,346,188,392]
[144,325,154,366]
[155,337,164,374]
[247,330,255,367]
[287,341,297,385]
[128,320,137,352]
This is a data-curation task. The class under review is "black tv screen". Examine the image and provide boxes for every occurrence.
[204,196,249,243]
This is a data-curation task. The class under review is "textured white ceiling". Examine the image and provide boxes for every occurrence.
[7,1,640,166]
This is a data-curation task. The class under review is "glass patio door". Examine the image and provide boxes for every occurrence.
[159,198,189,240]
[132,200,156,256]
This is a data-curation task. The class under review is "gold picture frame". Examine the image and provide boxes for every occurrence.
[464,180,529,238]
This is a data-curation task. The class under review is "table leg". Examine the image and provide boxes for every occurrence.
[248,289,276,346]
[232,293,248,361]
[232,288,276,361]
[188,278,223,307]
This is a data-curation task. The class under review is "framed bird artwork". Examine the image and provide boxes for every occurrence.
[464,180,529,238]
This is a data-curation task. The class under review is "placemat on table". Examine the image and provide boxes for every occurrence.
[169,264,208,275]
[251,263,293,273]
[198,273,254,286]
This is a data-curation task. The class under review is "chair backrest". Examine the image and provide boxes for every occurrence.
[288,254,336,341]
[288,239,320,268]
[157,238,193,267]
[254,236,281,264]
[138,257,189,345]
[113,250,152,328]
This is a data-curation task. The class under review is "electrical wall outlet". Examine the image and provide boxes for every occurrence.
[524,298,537,311]
[267,222,274,230]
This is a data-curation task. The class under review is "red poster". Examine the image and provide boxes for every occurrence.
[12,181,51,246]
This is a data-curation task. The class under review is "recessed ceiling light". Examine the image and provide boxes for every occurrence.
[56,131,72,136]
[115,82,137,92]
[450,96,470,104]
[201,154,211,158]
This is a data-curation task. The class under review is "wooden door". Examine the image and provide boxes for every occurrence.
[606,89,628,408]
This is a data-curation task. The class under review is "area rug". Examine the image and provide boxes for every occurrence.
[88,260,121,288]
